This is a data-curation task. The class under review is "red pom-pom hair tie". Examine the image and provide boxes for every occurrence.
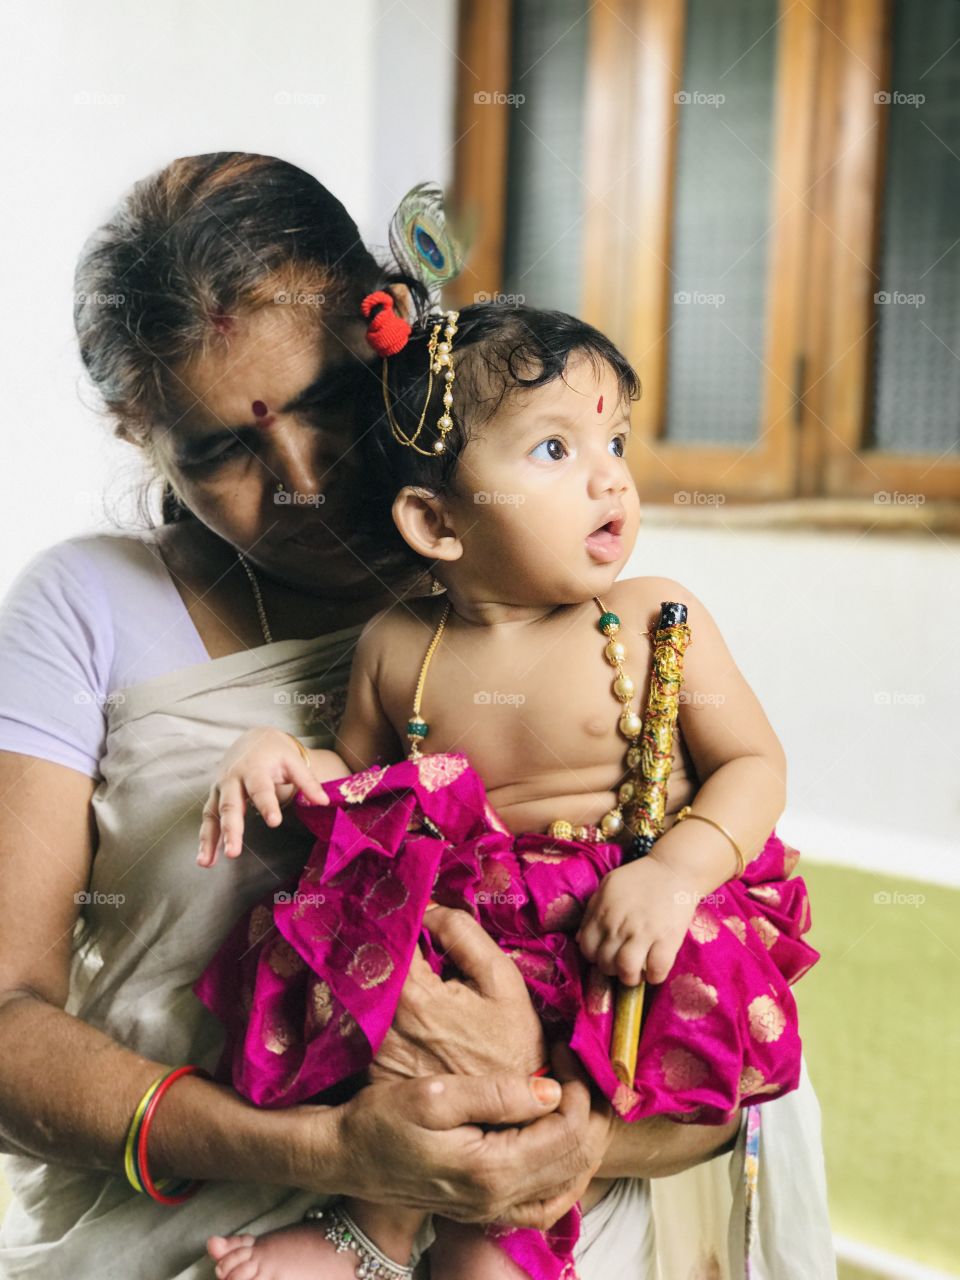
[361,290,412,358]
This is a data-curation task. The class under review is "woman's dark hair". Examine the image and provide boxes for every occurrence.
[361,302,641,572]
[74,151,426,524]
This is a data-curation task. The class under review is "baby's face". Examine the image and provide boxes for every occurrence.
[446,354,641,605]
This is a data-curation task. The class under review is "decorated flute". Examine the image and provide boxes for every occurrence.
[610,600,692,1087]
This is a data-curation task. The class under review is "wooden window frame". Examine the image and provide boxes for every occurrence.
[451,0,959,503]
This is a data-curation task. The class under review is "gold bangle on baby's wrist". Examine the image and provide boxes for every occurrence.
[673,806,746,878]
[284,732,312,768]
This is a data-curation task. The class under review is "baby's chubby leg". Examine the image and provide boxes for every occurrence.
[428,1177,613,1280]
[428,1217,532,1280]
[208,1197,426,1280]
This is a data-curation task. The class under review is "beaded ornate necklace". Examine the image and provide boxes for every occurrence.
[404,596,650,847]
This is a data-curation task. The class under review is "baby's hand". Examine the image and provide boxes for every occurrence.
[575,857,701,987]
[197,728,338,867]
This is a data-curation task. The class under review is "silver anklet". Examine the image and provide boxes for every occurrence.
[303,1201,416,1279]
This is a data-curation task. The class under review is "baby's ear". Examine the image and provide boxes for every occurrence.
[392,486,463,563]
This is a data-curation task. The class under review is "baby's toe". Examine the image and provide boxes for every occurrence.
[212,1241,256,1278]
[207,1234,255,1261]
[217,1260,261,1280]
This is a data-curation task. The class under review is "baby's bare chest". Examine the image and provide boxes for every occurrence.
[381,625,673,788]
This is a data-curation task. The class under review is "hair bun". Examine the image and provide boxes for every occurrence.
[361,290,412,357]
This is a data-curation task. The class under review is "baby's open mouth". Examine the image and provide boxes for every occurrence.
[585,513,625,563]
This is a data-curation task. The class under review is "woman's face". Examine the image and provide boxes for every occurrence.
[152,305,378,591]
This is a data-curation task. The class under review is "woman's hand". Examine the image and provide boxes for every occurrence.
[370,905,547,1084]
[197,728,333,866]
[324,1066,598,1229]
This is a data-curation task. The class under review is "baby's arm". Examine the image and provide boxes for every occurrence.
[197,731,345,865]
[334,609,407,772]
[577,576,788,986]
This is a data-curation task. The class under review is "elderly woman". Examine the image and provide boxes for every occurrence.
[0,154,833,1280]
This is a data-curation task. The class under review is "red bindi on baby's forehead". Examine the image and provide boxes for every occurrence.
[597,395,604,414]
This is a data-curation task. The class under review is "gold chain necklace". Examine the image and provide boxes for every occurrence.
[404,597,648,843]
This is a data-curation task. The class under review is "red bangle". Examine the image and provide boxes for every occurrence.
[531,1064,551,1077]
[136,1065,209,1204]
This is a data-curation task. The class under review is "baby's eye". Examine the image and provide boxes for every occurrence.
[530,437,567,462]
[609,434,627,458]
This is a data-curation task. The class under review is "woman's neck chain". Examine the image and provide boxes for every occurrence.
[235,551,273,645]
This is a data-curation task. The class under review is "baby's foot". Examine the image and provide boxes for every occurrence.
[207,1220,412,1279]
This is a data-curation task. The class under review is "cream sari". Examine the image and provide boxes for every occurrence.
[0,623,835,1279]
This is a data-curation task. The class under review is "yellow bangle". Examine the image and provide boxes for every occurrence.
[673,805,746,878]
[123,1072,168,1193]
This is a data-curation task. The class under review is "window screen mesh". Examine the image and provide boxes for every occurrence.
[502,0,588,313]
[664,0,779,446]
[870,0,960,456]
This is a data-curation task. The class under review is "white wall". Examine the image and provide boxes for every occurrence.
[0,0,456,590]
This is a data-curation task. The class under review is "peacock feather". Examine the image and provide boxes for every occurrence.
[389,182,466,294]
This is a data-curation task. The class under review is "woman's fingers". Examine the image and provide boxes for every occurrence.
[499,1180,585,1230]
[420,906,523,999]
[409,1071,563,1133]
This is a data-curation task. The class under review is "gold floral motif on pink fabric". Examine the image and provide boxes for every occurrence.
[586,967,613,1015]
[347,942,395,990]
[479,857,512,895]
[362,873,410,919]
[521,850,569,864]
[689,908,720,943]
[263,1020,294,1055]
[340,766,387,804]
[415,754,468,792]
[543,892,580,930]
[267,937,306,979]
[309,980,334,1030]
[738,1066,782,1098]
[506,949,557,985]
[747,884,782,907]
[723,916,747,944]
[747,994,786,1042]
[612,1082,641,1116]
[749,915,779,949]
[247,904,273,948]
[782,845,801,875]
[669,973,719,1021]
[661,1047,709,1090]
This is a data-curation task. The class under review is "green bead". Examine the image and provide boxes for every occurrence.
[598,611,621,636]
[406,717,428,739]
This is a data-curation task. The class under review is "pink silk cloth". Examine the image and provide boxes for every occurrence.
[194,753,819,1280]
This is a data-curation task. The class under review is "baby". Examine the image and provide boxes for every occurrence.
[195,302,818,1280]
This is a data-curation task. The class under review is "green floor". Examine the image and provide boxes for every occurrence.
[2,864,956,1277]
[798,862,959,1275]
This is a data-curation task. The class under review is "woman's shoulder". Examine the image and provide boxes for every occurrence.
[10,528,165,588]
[3,528,207,690]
